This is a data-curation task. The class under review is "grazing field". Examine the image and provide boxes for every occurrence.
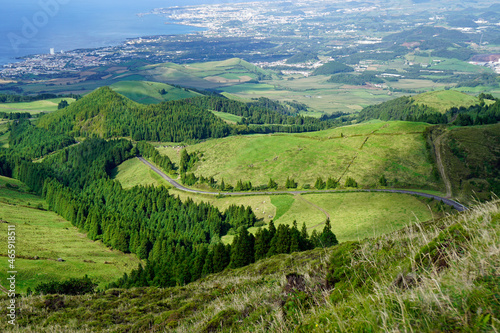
[301,192,433,241]
[412,90,481,113]
[111,157,171,189]
[110,80,201,104]
[161,189,434,244]
[0,98,76,113]
[0,176,141,293]
[142,58,271,89]
[157,121,438,191]
[211,111,243,124]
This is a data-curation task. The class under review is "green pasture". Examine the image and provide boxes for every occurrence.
[111,158,171,189]
[412,90,480,113]
[0,176,141,293]
[211,111,243,124]
[157,121,436,190]
[110,80,201,104]
[0,98,76,113]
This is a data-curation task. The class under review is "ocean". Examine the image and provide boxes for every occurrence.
[0,0,257,66]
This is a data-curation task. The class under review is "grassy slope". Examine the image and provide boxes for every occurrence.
[0,98,76,113]
[110,80,201,104]
[157,121,437,190]
[142,58,270,89]
[110,158,171,189]
[412,90,480,113]
[211,111,243,124]
[439,123,500,202]
[0,176,141,293]
[4,199,497,332]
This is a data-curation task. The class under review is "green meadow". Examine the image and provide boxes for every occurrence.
[111,157,171,189]
[110,80,201,104]
[0,176,141,293]
[156,121,437,190]
[412,90,482,113]
[0,98,76,113]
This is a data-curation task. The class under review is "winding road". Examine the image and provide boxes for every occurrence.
[138,156,468,212]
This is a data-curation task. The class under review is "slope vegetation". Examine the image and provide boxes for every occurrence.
[37,87,231,142]
[142,58,271,89]
[4,199,498,332]
[435,123,500,201]
[110,81,201,104]
[0,176,141,293]
[157,121,439,190]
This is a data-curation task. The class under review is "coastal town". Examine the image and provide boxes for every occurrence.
[1,0,499,80]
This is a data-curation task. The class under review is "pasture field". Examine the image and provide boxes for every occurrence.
[0,176,141,293]
[156,121,437,190]
[160,189,434,244]
[111,157,171,189]
[412,90,481,113]
[0,98,76,113]
[142,58,271,89]
[110,80,201,104]
[211,111,243,124]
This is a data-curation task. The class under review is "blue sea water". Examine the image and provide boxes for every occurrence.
[0,0,256,66]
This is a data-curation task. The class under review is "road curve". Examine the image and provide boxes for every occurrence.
[137,157,468,212]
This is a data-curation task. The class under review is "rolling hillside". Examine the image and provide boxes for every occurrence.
[0,98,76,114]
[436,123,500,201]
[142,58,272,89]
[4,199,498,332]
[358,90,487,122]
[413,90,485,113]
[36,87,232,141]
[156,121,439,190]
[110,81,201,104]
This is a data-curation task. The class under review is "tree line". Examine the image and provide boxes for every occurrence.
[358,94,500,126]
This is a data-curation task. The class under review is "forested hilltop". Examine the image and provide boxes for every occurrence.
[36,87,348,143]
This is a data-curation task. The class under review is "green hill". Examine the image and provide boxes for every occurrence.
[0,97,76,114]
[110,81,201,104]
[4,199,498,332]
[36,87,232,142]
[142,58,272,89]
[156,121,439,190]
[358,90,487,123]
[413,90,483,113]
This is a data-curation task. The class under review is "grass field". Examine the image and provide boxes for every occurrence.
[0,98,76,113]
[157,121,437,190]
[142,58,271,89]
[412,90,480,113]
[111,158,171,189]
[301,192,433,241]
[0,176,141,293]
[211,111,243,124]
[162,189,435,244]
[110,80,201,104]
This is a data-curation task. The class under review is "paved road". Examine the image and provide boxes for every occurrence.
[138,157,468,212]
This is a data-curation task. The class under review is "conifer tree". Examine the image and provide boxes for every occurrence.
[319,218,338,247]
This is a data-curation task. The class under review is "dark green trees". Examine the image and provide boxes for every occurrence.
[345,177,358,188]
[230,228,255,268]
[315,177,326,189]
[58,100,69,109]
[286,177,298,189]
[268,178,278,190]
